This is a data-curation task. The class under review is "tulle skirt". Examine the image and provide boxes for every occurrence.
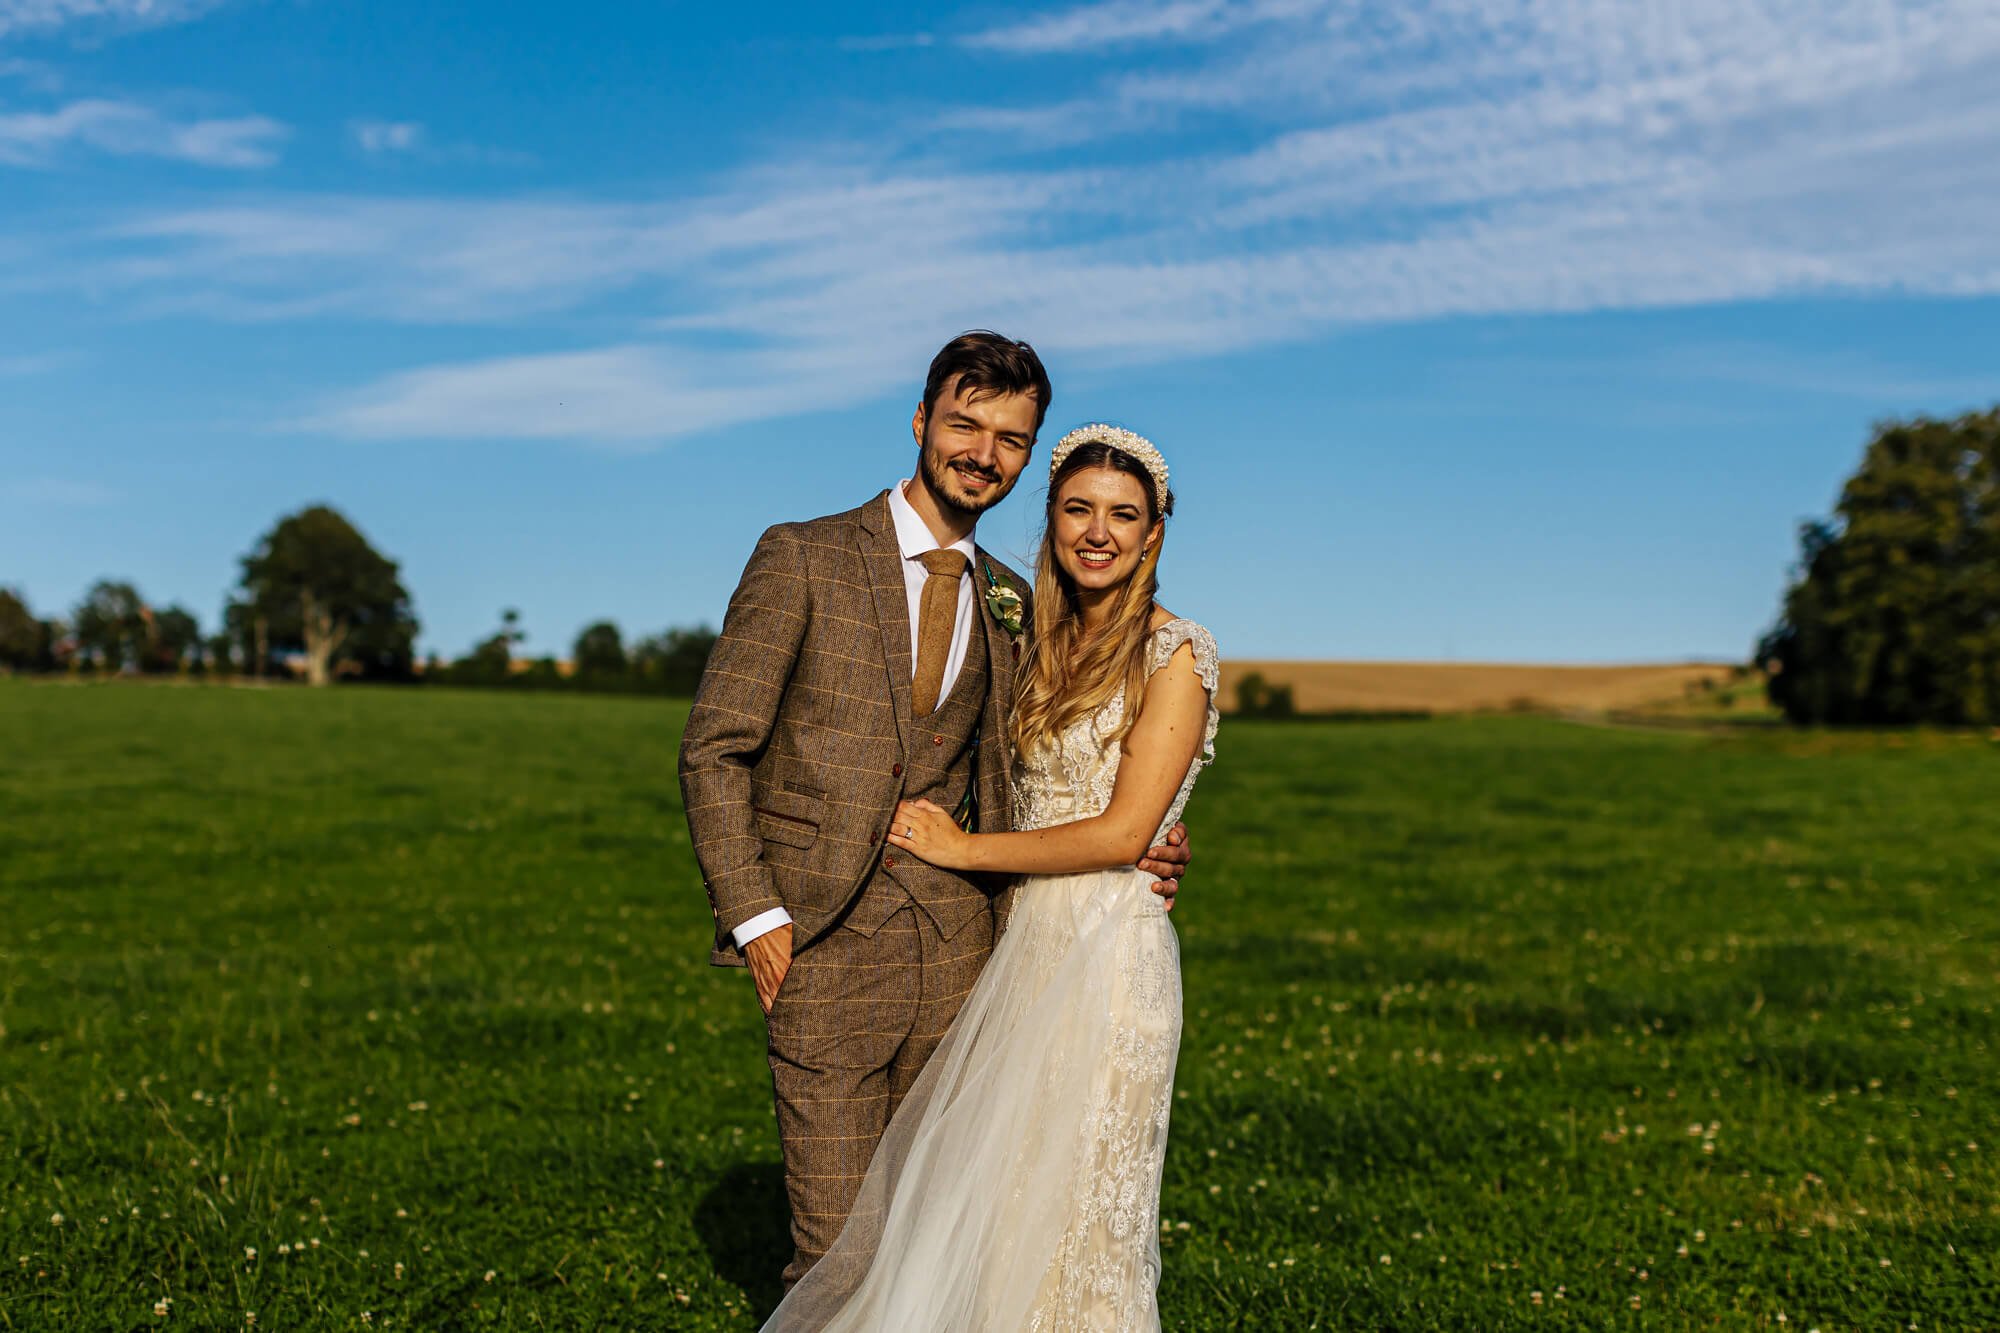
[761,866,1183,1332]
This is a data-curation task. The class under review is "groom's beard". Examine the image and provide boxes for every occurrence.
[919,440,1011,519]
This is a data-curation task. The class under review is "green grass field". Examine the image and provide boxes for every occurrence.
[3,680,1996,1330]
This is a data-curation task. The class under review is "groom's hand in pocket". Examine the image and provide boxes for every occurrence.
[1139,822,1191,911]
[745,924,794,1015]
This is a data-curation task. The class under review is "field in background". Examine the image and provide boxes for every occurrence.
[2,681,1995,1329]
[1218,660,1747,716]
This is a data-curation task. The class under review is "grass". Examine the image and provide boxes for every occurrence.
[2,679,1996,1330]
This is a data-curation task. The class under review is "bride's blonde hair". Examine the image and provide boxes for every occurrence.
[1011,441,1175,760]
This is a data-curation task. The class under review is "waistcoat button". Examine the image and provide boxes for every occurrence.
[932,734,944,745]
[891,762,902,777]
[883,856,897,868]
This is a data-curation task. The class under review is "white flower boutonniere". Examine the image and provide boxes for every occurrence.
[982,560,1024,639]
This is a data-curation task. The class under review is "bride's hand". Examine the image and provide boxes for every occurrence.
[885,798,976,870]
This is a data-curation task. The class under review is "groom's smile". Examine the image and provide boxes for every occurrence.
[910,373,1040,522]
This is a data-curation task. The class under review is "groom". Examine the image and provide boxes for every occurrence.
[679,331,1191,1289]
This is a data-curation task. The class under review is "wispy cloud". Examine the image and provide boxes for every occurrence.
[961,0,1295,53]
[7,476,117,506]
[0,0,228,41]
[0,97,285,166]
[14,0,2000,444]
[0,348,72,375]
[0,56,62,91]
[837,32,936,53]
[304,343,890,446]
[352,119,422,155]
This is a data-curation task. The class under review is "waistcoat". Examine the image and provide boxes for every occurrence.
[846,613,991,938]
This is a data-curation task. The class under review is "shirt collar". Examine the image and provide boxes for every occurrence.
[888,479,978,566]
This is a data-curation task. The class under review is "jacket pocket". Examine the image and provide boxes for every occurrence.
[752,789,824,849]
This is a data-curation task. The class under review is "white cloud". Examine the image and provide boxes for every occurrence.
[0,0,227,40]
[13,0,2000,444]
[837,32,937,52]
[7,476,116,506]
[0,56,61,91]
[352,119,423,154]
[0,349,71,374]
[306,344,888,445]
[961,0,1298,53]
[0,97,285,166]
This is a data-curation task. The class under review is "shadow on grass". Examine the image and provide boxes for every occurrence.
[694,1160,790,1318]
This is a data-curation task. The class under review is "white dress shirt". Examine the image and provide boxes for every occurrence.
[732,480,979,950]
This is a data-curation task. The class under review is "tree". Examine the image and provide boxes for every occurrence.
[1759,408,2000,725]
[221,595,268,678]
[632,624,717,695]
[0,587,39,670]
[237,506,418,686]
[442,608,525,687]
[72,580,147,673]
[572,620,627,683]
[1233,670,1296,719]
[140,605,203,674]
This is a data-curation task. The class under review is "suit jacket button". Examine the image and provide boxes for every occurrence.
[892,762,903,777]
[883,856,897,868]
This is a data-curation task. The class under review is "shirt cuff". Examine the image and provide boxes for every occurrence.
[731,907,793,948]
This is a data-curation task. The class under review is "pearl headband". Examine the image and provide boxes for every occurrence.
[1048,423,1170,501]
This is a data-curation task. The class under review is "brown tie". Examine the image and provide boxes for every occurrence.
[910,548,969,716]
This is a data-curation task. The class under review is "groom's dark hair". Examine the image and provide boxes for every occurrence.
[922,331,1053,436]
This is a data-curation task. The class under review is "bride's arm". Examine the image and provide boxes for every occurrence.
[886,641,1210,875]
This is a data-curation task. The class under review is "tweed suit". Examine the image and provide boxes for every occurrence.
[678,489,1028,1287]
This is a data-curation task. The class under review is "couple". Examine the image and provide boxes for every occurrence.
[679,331,1219,1330]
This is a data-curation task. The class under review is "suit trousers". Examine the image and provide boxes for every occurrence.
[764,872,996,1290]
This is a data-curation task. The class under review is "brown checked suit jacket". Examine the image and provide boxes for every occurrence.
[678,490,1030,967]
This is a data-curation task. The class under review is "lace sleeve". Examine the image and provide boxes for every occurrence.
[1146,618,1220,772]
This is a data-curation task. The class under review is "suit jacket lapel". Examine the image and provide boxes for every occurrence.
[857,491,920,756]
[974,544,1017,832]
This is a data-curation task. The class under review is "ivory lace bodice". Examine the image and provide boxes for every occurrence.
[1010,618,1221,846]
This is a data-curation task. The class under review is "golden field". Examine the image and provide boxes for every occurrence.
[1216,659,1742,715]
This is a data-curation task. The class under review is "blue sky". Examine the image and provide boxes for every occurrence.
[3,0,1997,663]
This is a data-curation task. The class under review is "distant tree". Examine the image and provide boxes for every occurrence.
[572,620,627,682]
[1759,408,2000,725]
[141,605,203,675]
[633,624,717,695]
[205,630,238,676]
[442,608,526,687]
[72,580,147,673]
[518,656,564,688]
[0,587,39,670]
[236,506,418,686]
[1233,671,1296,719]
[220,596,268,678]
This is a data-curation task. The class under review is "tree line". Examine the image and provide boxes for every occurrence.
[0,504,716,695]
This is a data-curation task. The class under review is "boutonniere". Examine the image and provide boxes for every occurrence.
[981,559,1025,640]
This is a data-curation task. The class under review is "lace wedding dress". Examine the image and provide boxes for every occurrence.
[763,619,1220,1332]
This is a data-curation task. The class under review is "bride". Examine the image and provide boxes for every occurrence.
[761,424,1220,1331]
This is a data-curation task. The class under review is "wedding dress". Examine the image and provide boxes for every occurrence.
[763,619,1220,1332]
